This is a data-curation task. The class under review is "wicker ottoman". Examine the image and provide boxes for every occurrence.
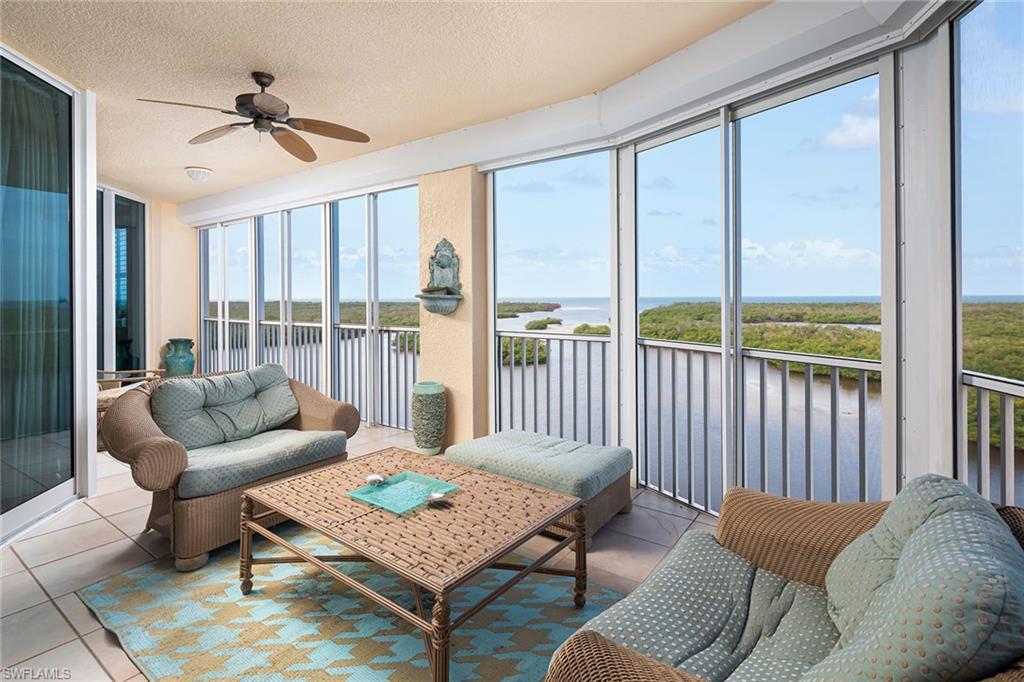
[444,430,633,546]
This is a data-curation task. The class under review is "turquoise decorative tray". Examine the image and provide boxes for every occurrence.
[347,471,459,515]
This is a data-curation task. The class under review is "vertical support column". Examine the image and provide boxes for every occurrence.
[419,167,489,446]
[248,217,259,369]
[321,202,333,395]
[366,194,380,426]
[102,189,116,370]
[615,147,638,481]
[718,107,735,495]
[879,52,901,499]
[486,174,497,434]
[282,210,293,377]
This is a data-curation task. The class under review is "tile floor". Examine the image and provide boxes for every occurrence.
[0,425,716,680]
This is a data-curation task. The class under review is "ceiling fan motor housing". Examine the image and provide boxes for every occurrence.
[235,93,290,120]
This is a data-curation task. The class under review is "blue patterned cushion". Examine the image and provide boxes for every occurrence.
[444,430,632,500]
[803,474,1024,681]
[572,531,838,681]
[151,364,298,450]
[177,429,347,498]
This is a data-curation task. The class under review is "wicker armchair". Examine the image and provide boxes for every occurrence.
[101,370,359,571]
[547,489,1024,682]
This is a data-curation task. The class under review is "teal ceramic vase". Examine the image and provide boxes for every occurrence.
[165,338,195,377]
[411,381,446,455]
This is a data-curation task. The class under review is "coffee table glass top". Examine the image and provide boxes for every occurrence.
[347,471,459,515]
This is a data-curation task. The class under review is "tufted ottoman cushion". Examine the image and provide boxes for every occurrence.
[803,474,1024,680]
[444,430,631,500]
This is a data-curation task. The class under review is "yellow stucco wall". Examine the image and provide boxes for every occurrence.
[147,201,198,369]
[417,166,489,447]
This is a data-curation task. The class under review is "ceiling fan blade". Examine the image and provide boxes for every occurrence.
[189,122,251,145]
[286,118,370,143]
[137,98,243,117]
[270,127,317,162]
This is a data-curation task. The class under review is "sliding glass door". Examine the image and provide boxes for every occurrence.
[0,57,75,519]
[96,187,146,372]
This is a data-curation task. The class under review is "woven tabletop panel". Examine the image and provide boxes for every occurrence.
[245,447,581,592]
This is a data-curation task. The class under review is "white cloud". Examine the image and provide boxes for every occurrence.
[822,114,879,149]
[741,238,879,268]
[960,3,1024,114]
[639,244,718,272]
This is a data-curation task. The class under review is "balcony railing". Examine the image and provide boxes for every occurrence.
[494,330,610,446]
[332,324,368,418]
[225,320,249,371]
[376,326,420,430]
[290,323,323,390]
[638,340,882,513]
[959,372,1023,506]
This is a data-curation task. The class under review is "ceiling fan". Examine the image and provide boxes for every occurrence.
[138,72,369,162]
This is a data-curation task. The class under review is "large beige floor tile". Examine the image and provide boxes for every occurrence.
[84,629,141,681]
[54,593,102,635]
[132,530,170,558]
[15,639,111,682]
[0,569,48,616]
[96,458,129,478]
[1,545,25,577]
[95,472,137,497]
[20,501,101,539]
[85,487,152,517]
[13,519,125,568]
[584,529,670,584]
[31,538,153,597]
[105,506,151,536]
[602,504,691,548]
[0,600,77,667]
[632,490,699,521]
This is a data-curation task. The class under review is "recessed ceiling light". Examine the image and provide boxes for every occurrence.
[185,166,212,182]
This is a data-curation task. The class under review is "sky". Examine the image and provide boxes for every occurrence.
[494,0,1022,301]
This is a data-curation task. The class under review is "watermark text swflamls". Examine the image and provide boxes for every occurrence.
[1,668,72,680]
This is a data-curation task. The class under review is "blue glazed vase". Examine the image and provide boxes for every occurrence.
[165,338,195,377]
[411,381,446,455]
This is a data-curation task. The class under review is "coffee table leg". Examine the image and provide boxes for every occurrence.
[573,506,587,608]
[240,495,253,595]
[430,593,450,682]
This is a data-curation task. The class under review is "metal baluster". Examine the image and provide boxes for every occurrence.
[759,358,767,493]
[559,339,565,438]
[656,347,662,491]
[858,370,867,502]
[601,342,608,446]
[782,361,790,499]
[1001,395,1015,505]
[509,338,516,430]
[521,337,526,431]
[670,350,677,498]
[586,342,592,444]
[979,388,990,500]
[687,350,694,505]
[702,353,710,510]
[805,364,813,500]
[533,336,539,431]
[572,341,578,442]
[830,366,839,502]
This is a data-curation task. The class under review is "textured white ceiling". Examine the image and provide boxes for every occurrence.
[1,1,763,203]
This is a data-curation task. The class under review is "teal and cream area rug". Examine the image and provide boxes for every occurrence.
[77,522,621,681]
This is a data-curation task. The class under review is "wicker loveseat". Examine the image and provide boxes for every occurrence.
[101,364,359,571]
[548,475,1024,682]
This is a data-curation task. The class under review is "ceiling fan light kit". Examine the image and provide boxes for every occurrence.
[139,72,369,163]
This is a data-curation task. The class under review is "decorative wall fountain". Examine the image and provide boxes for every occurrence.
[416,238,463,315]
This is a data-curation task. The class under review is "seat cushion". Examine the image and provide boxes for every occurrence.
[444,430,632,500]
[176,429,346,499]
[576,531,838,682]
[151,364,298,450]
[804,474,1024,681]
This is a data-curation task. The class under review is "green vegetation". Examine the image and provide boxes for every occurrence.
[525,317,562,331]
[496,301,561,319]
[574,323,611,336]
[500,337,547,365]
[962,304,1024,450]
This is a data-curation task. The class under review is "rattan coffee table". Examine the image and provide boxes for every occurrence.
[239,447,587,682]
